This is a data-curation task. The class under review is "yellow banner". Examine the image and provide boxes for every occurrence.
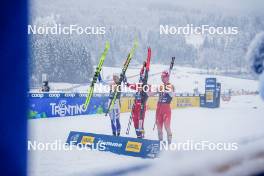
[120,96,200,113]
[125,141,142,153]
[81,136,95,145]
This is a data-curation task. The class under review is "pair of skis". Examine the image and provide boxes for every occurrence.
[153,56,175,131]
[126,48,152,136]
[138,48,151,137]
[84,40,138,111]
[105,40,138,116]
[84,41,110,110]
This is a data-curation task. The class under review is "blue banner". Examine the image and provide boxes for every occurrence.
[66,131,160,158]
[202,78,221,108]
[204,78,216,108]
[200,94,206,107]
[28,93,109,119]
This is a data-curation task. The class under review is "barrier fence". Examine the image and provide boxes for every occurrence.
[28,93,201,119]
[28,78,220,119]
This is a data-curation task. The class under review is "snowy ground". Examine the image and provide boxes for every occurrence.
[28,94,264,176]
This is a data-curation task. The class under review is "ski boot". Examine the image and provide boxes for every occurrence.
[140,129,145,138]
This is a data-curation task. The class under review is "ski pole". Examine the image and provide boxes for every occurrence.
[126,114,133,135]
[153,121,156,131]
[126,99,136,135]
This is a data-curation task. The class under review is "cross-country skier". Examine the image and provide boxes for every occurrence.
[155,70,175,144]
[108,73,122,136]
[125,69,151,138]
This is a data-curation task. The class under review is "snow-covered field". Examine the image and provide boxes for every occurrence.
[28,65,263,175]
[28,94,264,176]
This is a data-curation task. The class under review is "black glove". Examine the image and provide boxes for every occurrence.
[123,74,127,84]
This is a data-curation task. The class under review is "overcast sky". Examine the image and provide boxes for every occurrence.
[178,0,263,11]
[143,0,264,15]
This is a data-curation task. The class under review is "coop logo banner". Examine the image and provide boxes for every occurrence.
[30,93,44,98]
[50,100,86,117]
[48,93,61,98]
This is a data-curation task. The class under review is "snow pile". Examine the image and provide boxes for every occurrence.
[94,137,264,176]
[247,32,264,100]
[247,32,264,75]
[126,138,264,176]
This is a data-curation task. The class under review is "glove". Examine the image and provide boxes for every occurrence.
[123,74,127,84]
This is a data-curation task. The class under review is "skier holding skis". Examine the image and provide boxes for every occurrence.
[125,48,152,138]
[108,73,122,136]
[104,40,138,136]
[125,66,151,138]
[155,70,175,144]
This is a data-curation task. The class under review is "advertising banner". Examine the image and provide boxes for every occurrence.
[28,93,108,119]
[29,93,202,119]
[205,78,217,108]
[66,131,160,158]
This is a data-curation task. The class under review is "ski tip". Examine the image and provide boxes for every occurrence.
[134,38,139,47]
[105,41,110,48]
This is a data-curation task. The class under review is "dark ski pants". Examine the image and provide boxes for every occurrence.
[132,104,146,138]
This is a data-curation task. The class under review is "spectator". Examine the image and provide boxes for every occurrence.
[41,81,50,92]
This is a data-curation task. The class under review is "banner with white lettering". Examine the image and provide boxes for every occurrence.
[28,93,108,118]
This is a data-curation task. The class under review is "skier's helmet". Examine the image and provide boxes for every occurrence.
[161,70,169,84]
[113,73,119,77]
[113,73,119,83]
